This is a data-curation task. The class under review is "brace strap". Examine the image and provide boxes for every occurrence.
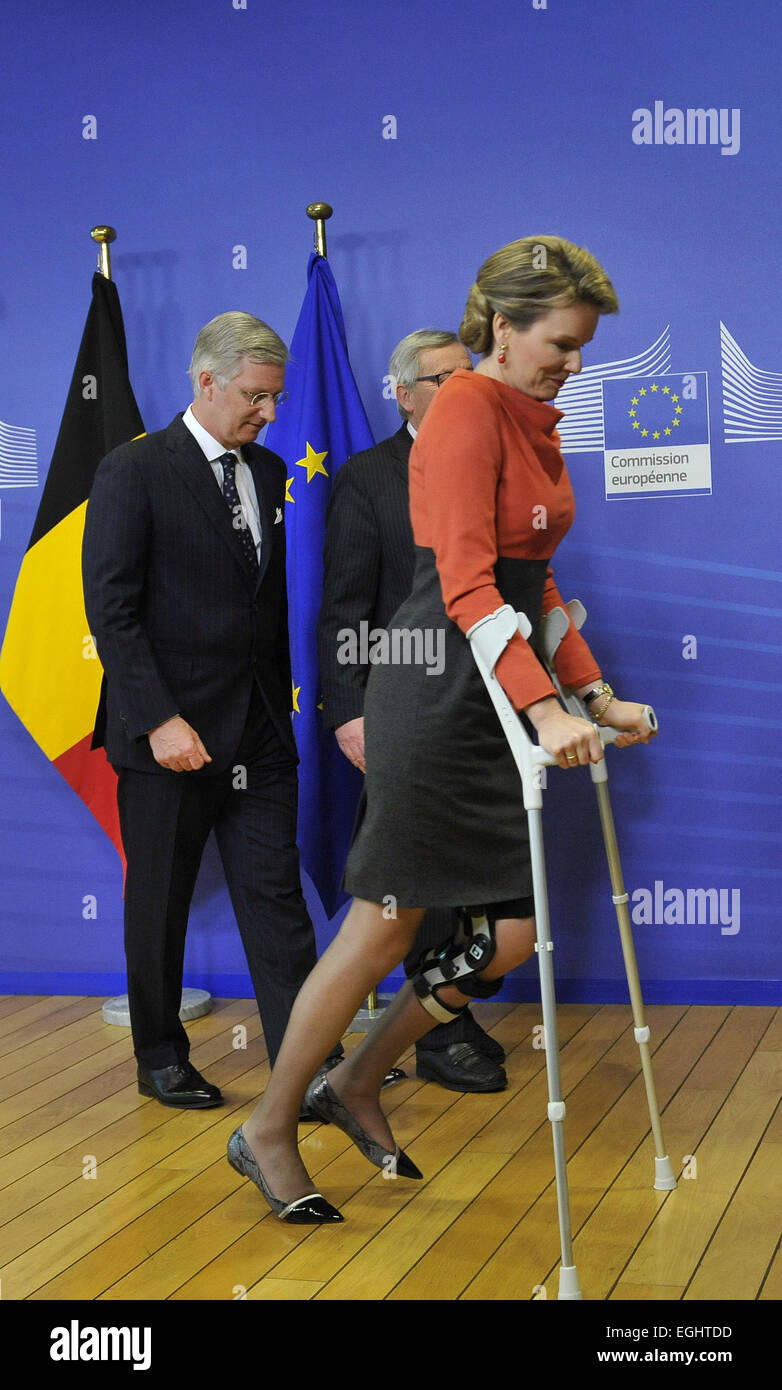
[412,910,504,1024]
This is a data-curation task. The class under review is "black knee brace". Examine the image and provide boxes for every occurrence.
[412,908,506,1024]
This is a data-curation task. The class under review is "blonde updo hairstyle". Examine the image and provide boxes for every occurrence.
[460,235,619,355]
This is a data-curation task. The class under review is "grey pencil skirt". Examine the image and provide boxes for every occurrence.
[343,548,551,909]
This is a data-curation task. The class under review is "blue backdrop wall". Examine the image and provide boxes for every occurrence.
[1,0,779,1006]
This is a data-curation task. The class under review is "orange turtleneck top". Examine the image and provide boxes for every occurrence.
[409,369,602,710]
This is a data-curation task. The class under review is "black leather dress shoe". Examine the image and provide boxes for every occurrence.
[137,1061,223,1108]
[415,1042,507,1093]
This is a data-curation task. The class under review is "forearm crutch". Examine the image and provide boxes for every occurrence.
[467,604,671,1302]
[536,600,676,1195]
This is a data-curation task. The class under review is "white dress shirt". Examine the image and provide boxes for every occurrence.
[182,405,262,562]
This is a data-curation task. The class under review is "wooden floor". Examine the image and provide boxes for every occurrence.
[0,993,779,1302]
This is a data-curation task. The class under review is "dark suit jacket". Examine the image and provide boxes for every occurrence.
[82,413,295,774]
[317,423,415,730]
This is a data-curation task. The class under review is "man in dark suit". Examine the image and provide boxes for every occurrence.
[318,329,507,1092]
[83,311,328,1108]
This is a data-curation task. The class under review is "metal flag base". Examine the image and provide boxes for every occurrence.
[345,991,394,1032]
[101,988,213,1028]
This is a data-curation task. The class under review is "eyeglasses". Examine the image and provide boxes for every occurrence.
[414,370,464,389]
[238,389,289,408]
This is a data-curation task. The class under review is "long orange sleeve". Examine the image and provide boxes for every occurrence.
[410,371,601,708]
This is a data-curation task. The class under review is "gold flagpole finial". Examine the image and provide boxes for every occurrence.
[306,203,333,258]
[90,225,117,280]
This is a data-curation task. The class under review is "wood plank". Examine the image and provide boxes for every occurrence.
[0,1010,118,1081]
[0,997,101,1056]
[677,1005,774,1091]
[616,1055,780,1289]
[0,995,46,1021]
[684,1141,782,1300]
[613,1009,774,1192]
[759,1244,782,1300]
[0,999,262,1173]
[0,1034,142,1124]
[566,1089,723,1300]
[0,995,86,1041]
[466,1005,685,1156]
[247,1278,322,1300]
[315,1151,509,1301]
[0,1026,129,1101]
[0,1040,272,1249]
[611,1282,684,1300]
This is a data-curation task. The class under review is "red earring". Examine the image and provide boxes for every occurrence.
[497,344,507,364]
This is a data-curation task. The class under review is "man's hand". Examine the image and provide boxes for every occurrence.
[148,715,212,772]
[335,717,365,772]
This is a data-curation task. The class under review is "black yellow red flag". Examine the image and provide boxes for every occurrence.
[0,272,144,862]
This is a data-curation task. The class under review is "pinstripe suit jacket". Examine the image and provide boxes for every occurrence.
[82,413,295,773]
[318,424,415,731]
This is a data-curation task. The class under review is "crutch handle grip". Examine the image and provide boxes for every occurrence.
[597,704,658,746]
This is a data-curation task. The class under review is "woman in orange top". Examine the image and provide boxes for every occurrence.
[227,236,657,1223]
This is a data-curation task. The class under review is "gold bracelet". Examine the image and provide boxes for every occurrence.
[591,691,615,721]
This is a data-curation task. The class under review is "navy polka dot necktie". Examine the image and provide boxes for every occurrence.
[219,452,258,572]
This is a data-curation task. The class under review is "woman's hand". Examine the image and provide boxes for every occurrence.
[525,697,604,770]
[595,698,657,748]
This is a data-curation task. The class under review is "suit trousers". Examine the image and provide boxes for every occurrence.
[117,685,318,1069]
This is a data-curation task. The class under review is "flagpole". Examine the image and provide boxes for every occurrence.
[90,225,116,280]
[306,202,332,258]
[302,202,389,1031]
[85,226,214,1036]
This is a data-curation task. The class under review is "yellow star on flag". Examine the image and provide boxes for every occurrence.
[639,388,647,396]
[285,477,295,503]
[651,383,659,392]
[662,386,671,395]
[295,442,329,483]
[292,681,301,713]
[641,428,649,437]
[652,430,661,438]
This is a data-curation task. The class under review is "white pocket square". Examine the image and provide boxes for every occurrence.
[274,507,283,524]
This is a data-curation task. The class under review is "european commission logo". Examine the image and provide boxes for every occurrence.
[602,373,711,500]
[720,323,782,444]
[0,416,38,488]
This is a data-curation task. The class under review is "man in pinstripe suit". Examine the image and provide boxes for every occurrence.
[83,313,331,1109]
[317,330,507,1092]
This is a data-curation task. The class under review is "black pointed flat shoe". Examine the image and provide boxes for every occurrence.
[227,1126,343,1224]
[303,1074,423,1180]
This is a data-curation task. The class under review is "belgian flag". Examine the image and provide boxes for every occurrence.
[0,272,144,862]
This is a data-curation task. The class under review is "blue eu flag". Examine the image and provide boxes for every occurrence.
[266,253,374,916]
